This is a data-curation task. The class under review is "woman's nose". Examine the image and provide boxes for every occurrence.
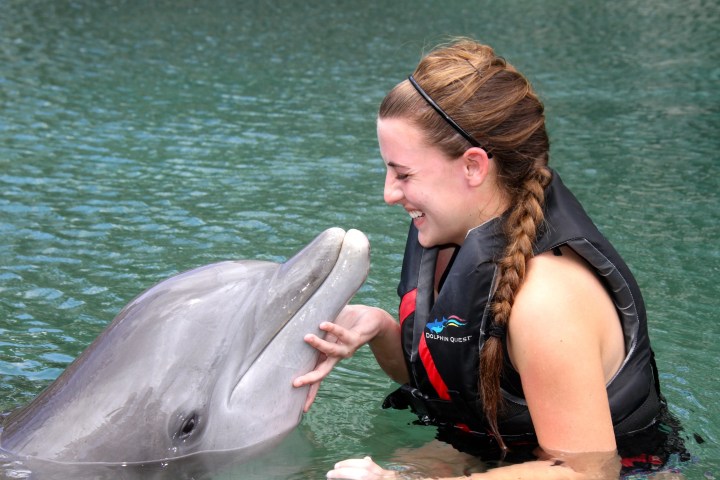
[383,174,402,205]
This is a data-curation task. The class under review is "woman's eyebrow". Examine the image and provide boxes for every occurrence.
[386,161,407,169]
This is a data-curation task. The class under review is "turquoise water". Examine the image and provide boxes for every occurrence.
[1,0,718,478]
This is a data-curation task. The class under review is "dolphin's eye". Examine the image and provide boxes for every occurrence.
[170,410,205,446]
[179,413,199,439]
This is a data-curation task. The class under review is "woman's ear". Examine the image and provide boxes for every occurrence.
[463,147,491,187]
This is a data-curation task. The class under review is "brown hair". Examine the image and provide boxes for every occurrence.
[379,39,552,451]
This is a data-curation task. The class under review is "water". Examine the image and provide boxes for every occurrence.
[0,0,718,478]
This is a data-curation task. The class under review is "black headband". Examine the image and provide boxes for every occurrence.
[407,74,490,155]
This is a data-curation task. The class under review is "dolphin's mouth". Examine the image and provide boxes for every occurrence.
[225,228,370,405]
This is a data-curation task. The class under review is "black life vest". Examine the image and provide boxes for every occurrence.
[385,170,662,445]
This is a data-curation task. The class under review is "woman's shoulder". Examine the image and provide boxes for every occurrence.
[507,246,625,381]
[512,246,609,320]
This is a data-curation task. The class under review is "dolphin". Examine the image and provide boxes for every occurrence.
[0,228,370,467]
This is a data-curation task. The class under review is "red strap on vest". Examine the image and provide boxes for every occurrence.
[419,333,451,400]
[399,289,417,325]
[401,288,451,400]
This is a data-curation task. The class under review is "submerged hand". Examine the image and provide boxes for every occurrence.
[327,456,399,479]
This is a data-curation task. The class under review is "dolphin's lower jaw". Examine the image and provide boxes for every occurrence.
[0,228,370,466]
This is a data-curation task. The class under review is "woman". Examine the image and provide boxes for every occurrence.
[293,39,683,479]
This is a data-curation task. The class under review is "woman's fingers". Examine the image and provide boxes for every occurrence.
[292,351,336,386]
[302,381,320,412]
[306,325,359,359]
[293,307,389,410]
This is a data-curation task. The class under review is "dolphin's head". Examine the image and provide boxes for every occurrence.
[1,228,370,464]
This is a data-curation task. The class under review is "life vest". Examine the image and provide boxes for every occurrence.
[385,170,662,445]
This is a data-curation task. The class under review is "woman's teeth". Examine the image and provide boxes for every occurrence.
[409,210,424,219]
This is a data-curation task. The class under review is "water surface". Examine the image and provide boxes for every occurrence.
[1,0,718,478]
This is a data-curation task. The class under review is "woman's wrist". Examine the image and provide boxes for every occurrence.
[364,308,408,383]
[367,307,397,340]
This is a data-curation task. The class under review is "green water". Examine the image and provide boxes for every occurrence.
[0,0,718,478]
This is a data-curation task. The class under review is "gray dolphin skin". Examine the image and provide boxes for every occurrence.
[0,228,370,466]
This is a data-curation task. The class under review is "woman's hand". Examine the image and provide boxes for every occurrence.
[327,456,399,479]
[292,305,403,411]
[327,454,611,480]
